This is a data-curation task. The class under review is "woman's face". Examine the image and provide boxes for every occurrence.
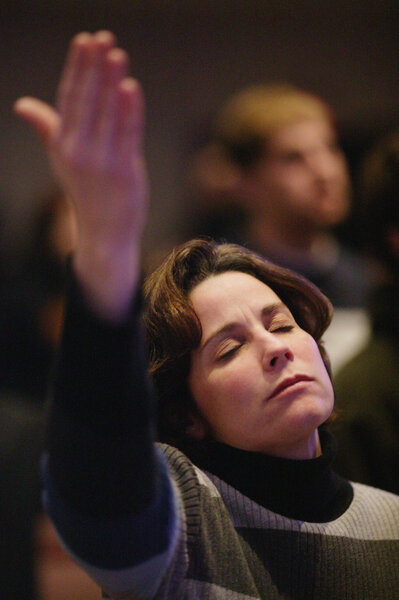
[188,271,334,459]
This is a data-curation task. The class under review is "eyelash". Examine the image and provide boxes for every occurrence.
[217,325,294,361]
[270,325,294,333]
[218,344,242,361]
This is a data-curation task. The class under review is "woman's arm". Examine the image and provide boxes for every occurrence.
[14,31,147,321]
[15,32,180,598]
[41,267,179,598]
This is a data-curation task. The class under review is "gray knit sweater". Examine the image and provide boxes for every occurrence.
[142,444,399,600]
[73,440,399,599]
[45,272,399,600]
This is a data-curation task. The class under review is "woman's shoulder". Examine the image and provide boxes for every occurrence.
[351,481,399,505]
[351,480,399,501]
[339,481,399,537]
[157,442,221,498]
[156,443,231,548]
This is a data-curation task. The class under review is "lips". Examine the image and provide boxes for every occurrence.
[268,375,314,400]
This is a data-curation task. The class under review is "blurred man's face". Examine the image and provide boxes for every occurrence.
[244,118,350,231]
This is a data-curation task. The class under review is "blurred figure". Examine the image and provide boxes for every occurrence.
[191,84,369,306]
[28,189,77,343]
[0,190,67,599]
[189,84,372,370]
[333,130,399,494]
[0,188,77,400]
[0,394,100,600]
[0,393,43,600]
[1,187,100,599]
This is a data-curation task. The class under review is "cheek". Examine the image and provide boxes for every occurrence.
[269,168,304,190]
[334,154,349,177]
[299,334,329,373]
[194,357,262,415]
[208,362,259,401]
[277,172,314,202]
[307,341,334,400]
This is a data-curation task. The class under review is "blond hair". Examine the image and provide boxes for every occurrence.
[214,84,335,167]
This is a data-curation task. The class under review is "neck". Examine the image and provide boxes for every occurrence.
[246,219,339,272]
[246,214,320,253]
[248,215,320,253]
[257,429,321,460]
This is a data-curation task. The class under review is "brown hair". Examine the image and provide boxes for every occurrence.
[144,238,333,447]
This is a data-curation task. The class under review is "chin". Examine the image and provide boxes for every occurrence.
[285,401,331,434]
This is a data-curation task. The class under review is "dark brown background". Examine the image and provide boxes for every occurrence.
[2,0,399,256]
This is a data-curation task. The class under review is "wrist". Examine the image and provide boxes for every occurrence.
[73,241,142,323]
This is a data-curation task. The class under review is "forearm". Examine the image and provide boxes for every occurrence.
[43,265,182,597]
[46,262,157,517]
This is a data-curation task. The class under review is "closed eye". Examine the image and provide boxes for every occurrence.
[272,325,294,333]
[217,344,242,362]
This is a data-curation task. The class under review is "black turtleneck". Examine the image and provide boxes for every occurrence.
[183,428,353,523]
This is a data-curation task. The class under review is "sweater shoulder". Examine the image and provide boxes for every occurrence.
[157,443,223,543]
[330,482,399,539]
[351,481,399,510]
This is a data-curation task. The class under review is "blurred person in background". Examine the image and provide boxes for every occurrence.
[189,84,372,372]
[0,188,77,401]
[333,130,399,494]
[0,392,43,600]
[1,188,100,599]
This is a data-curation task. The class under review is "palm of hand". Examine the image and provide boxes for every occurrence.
[15,31,148,247]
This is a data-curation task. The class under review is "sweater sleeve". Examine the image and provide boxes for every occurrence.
[43,265,181,598]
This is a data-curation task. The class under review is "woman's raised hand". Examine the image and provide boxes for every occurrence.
[14,31,148,321]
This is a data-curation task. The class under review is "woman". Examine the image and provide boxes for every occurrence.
[15,31,399,599]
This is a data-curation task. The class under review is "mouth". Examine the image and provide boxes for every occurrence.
[268,375,314,400]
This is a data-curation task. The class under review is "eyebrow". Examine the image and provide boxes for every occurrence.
[201,302,285,351]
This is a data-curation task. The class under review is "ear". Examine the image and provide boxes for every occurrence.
[193,143,242,196]
[185,414,208,441]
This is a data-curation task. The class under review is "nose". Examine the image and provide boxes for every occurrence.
[260,332,294,372]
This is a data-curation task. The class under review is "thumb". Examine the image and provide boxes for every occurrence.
[13,97,60,147]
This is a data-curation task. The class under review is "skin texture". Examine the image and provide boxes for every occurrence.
[188,271,334,459]
[239,118,350,251]
[14,31,147,323]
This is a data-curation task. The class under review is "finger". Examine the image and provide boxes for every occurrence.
[56,31,93,121]
[13,97,60,146]
[80,31,120,137]
[58,32,117,135]
[113,78,145,159]
[94,48,130,154]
